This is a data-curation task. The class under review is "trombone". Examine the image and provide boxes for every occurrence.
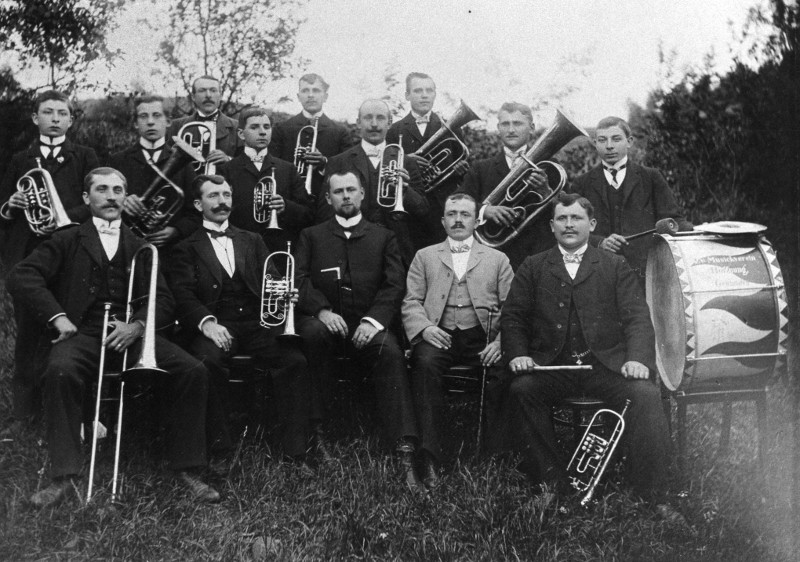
[253,168,281,230]
[294,116,319,195]
[260,241,301,342]
[377,135,407,216]
[178,120,217,175]
[2,157,77,235]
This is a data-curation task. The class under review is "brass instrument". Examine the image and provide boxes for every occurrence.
[567,399,630,506]
[412,101,481,192]
[474,109,589,249]
[260,241,301,341]
[127,137,204,237]
[253,168,281,230]
[3,158,78,235]
[178,120,217,174]
[294,116,319,195]
[377,135,406,216]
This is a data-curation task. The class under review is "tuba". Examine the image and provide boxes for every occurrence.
[412,101,481,192]
[474,109,588,249]
[294,116,319,195]
[4,158,78,235]
[260,242,301,341]
[377,135,406,216]
[178,120,217,174]
[126,137,204,238]
[253,168,281,230]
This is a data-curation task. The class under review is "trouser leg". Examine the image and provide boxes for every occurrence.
[410,341,453,461]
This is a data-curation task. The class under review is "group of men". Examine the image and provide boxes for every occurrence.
[0,71,690,520]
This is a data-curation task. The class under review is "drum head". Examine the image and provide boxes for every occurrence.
[695,221,767,235]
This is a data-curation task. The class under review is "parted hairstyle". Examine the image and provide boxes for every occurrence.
[498,102,534,126]
[551,191,594,220]
[192,174,227,200]
[299,73,330,91]
[191,75,221,93]
[405,72,434,92]
[84,167,128,193]
[596,116,632,137]
[238,107,270,129]
[133,95,167,117]
[34,90,73,115]
[444,192,478,217]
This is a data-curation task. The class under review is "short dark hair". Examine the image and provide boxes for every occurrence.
[498,102,533,126]
[33,90,73,115]
[299,73,329,91]
[133,95,167,117]
[596,116,631,137]
[551,191,594,220]
[238,107,270,129]
[191,75,221,94]
[324,169,362,194]
[192,174,226,200]
[444,192,478,217]
[84,167,127,193]
[405,72,434,92]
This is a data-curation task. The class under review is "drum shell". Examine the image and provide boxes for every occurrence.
[646,233,788,392]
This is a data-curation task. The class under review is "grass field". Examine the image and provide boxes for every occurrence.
[1,279,798,561]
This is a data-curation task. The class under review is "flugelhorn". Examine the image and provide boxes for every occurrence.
[178,120,217,174]
[253,168,281,230]
[126,137,204,237]
[294,116,319,195]
[412,101,481,192]
[474,110,588,249]
[260,241,301,341]
[377,135,406,216]
[567,399,630,506]
[1,158,78,235]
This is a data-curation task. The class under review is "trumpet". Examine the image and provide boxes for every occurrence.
[294,116,319,195]
[567,399,630,506]
[260,241,301,341]
[2,158,78,235]
[474,110,588,249]
[178,120,217,174]
[377,135,406,216]
[127,137,204,237]
[413,101,480,192]
[253,168,281,230]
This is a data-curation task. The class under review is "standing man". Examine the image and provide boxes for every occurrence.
[570,116,690,282]
[108,95,199,247]
[167,174,310,462]
[493,192,673,509]
[458,102,552,270]
[269,73,353,200]
[402,193,512,488]
[8,167,218,508]
[168,75,242,168]
[320,99,428,267]
[295,171,421,489]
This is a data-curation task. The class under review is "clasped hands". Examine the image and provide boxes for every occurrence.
[317,309,377,350]
[421,326,501,367]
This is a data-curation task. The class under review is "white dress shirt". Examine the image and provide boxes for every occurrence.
[93,217,122,260]
[302,110,324,120]
[204,219,235,277]
[244,146,269,171]
[558,243,588,280]
[361,139,385,168]
[602,156,628,189]
[448,235,474,280]
[411,111,432,136]
[504,146,527,169]
[139,137,166,163]
[40,134,66,159]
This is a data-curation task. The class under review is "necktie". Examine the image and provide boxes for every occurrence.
[98,225,119,235]
[198,112,218,122]
[605,163,627,185]
[563,253,582,264]
[451,244,470,253]
[41,143,61,160]
[206,228,233,238]
[143,147,160,162]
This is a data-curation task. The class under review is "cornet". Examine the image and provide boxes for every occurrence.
[253,168,281,230]
[3,158,77,235]
[260,242,301,341]
[178,120,217,175]
[294,116,319,195]
[377,135,406,216]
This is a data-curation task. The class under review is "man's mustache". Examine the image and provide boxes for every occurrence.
[452,222,465,229]
[103,203,120,209]
[212,204,231,213]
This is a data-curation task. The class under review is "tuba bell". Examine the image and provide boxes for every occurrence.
[260,242,301,341]
[178,120,217,174]
[3,158,78,235]
[253,168,281,230]
[412,100,481,192]
[294,116,319,195]
[474,109,588,249]
[377,135,407,216]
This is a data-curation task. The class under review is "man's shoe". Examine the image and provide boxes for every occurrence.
[420,454,441,490]
[30,479,74,509]
[178,471,221,503]
[396,439,424,492]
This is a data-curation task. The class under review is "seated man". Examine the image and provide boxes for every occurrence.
[402,193,512,489]
[166,174,310,462]
[295,170,421,489]
[7,167,218,508]
[493,192,674,509]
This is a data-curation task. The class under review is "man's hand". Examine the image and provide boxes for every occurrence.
[599,233,628,254]
[621,361,649,380]
[7,191,29,210]
[122,194,147,217]
[201,319,233,352]
[146,226,178,247]
[509,355,537,374]
[205,149,230,166]
[479,340,502,367]
[395,167,411,184]
[525,168,548,191]
[484,205,519,227]
[422,326,452,350]
[317,309,348,338]
[301,150,327,167]
[268,194,286,214]
[452,159,470,177]
[105,320,144,353]
[352,321,378,350]
[405,153,431,172]
[51,316,78,344]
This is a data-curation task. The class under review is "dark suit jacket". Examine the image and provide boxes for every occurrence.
[319,144,429,266]
[167,225,271,333]
[501,244,655,374]
[222,152,314,251]
[295,218,405,332]
[0,140,99,271]
[7,220,175,331]
[570,162,691,275]
[459,151,555,270]
[386,112,444,155]
[168,112,242,158]
[107,142,200,240]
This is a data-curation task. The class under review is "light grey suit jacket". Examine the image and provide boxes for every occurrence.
[402,240,513,345]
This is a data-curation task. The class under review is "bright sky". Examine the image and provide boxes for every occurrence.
[9,0,766,128]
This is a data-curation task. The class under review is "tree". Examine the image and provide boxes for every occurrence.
[157,0,307,113]
[0,0,120,92]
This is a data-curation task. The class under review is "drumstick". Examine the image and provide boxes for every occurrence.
[532,365,593,371]
[625,218,678,241]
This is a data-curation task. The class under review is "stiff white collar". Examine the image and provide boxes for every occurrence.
[203,219,229,232]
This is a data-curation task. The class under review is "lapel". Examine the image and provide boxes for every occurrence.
[572,245,598,286]
[328,216,367,242]
[119,225,143,265]
[546,246,574,286]
[493,151,509,181]
[350,146,373,187]
[78,221,107,267]
[424,112,443,142]
[402,113,424,145]
[246,153,267,179]
[618,161,640,207]
[436,241,454,271]
[465,240,484,274]
[589,164,610,211]
[230,226,248,280]
[192,228,224,283]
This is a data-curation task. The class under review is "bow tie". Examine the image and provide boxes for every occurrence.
[341,225,357,233]
[451,244,470,253]
[563,253,582,264]
[251,155,265,163]
[97,225,119,235]
[415,115,430,124]
[206,228,233,238]
[364,148,380,158]
[197,113,218,122]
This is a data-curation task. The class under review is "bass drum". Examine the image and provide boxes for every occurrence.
[646,232,788,392]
